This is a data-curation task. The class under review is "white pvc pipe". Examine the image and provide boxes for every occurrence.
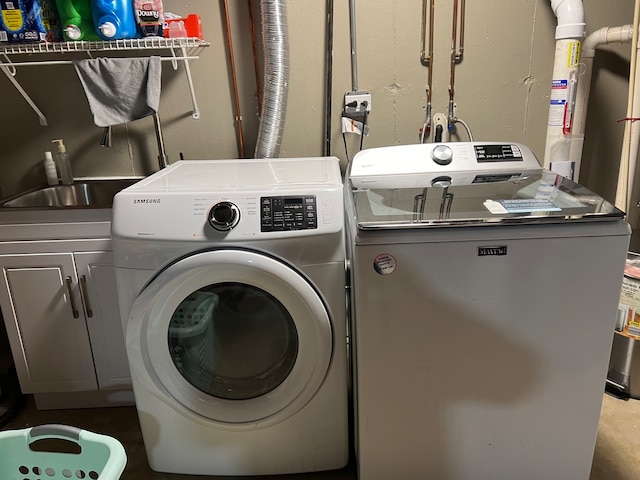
[616,0,640,212]
[572,26,633,181]
[543,0,586,180]
[550,0,585,40]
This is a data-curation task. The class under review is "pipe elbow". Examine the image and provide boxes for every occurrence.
[550,0,586,40]
[583,25,634,57]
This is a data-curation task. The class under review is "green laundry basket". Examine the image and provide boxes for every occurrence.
[0,424,126,479]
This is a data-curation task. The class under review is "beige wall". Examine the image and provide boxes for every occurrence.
[0,0,635,226]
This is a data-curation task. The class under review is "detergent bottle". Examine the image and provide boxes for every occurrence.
[0,0,62,43]
[90,0,138,40]
[55,0,99,41]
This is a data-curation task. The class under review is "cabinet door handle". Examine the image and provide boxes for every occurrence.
[79,275,93,318]
[65,276,79,319]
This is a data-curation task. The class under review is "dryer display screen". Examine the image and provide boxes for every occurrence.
[261,196,317,231]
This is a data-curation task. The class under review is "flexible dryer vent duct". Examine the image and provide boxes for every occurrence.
[254,0,289,159]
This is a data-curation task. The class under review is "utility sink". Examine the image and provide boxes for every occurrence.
[1,178,140,209]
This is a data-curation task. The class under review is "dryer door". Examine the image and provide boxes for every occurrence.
[128,249,334,425]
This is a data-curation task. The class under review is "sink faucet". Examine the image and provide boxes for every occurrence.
[100,126,112,148]
[98,114,167,170]
[153,113,168,169]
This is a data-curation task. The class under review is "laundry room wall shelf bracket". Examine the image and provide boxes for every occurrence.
[0,38,210,125]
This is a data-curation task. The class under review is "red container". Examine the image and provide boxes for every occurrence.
[163,14,202,39]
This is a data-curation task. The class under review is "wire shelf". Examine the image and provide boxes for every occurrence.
[0,37,209,55]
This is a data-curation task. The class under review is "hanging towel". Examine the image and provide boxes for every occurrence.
[73,56,162,127]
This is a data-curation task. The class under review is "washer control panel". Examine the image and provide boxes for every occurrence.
[474,144,523,162]
[261,195,317,232]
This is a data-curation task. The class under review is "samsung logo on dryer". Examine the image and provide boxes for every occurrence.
[478,246,507,256]
[133,198,161,204]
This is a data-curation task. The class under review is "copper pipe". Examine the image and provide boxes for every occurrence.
[324,0,334,156]
[248,0,263,116]
[458,0,466,62]
[420,0,435,143]
[449,0,466,121]
[222,0,246,158]
[449,0,458,104]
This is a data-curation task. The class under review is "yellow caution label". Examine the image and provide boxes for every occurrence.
[567,41,581,69]
[2,8,24,32]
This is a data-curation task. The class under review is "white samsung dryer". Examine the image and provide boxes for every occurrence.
[111,157,349,476]
[345,142,630,480]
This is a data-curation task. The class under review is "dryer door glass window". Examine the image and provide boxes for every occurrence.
[168,283,298,400]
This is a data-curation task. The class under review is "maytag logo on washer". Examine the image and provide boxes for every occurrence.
[478,246,507,256]
[133,198,161,204]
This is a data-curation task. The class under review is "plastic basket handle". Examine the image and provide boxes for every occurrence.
[29,424,82,442]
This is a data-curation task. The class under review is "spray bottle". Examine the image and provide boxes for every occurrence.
[51,139,74,186]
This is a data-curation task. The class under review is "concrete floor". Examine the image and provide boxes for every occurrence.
[0,391,638,480]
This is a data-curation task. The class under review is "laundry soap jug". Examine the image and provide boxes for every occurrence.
[55,0,100,40]
[90,0,138,40]
[51,139,73,185]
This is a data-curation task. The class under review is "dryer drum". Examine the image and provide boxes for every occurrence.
[167,283,299,401]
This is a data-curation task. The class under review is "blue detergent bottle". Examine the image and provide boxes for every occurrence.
[55,0,100,40]
[90,0,138,40]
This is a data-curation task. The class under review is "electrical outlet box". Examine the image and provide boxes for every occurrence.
[344,91,372,114]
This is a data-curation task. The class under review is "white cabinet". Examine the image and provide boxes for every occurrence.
[0,249,129,395]
[74,251,130,390]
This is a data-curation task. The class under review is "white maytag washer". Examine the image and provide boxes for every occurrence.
[111,157,348,476]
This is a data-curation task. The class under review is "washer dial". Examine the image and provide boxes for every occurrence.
[431,145,454,165]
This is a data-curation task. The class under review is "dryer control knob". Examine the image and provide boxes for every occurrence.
[208,201,241,231]
[431,145,453,165]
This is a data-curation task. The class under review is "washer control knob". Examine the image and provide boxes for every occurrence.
[431,145,453,165]
[208,201,240,231]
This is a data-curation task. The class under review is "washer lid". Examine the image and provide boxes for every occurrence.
[347,142,624,229]
[350,170,624,230]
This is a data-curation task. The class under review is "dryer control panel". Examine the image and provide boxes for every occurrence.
[261,195,317,232]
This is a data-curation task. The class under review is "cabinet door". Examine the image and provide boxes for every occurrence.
[0,253,97,393]
[74,251,131,389]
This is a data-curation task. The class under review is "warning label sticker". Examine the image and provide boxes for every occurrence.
[484,198,561,214]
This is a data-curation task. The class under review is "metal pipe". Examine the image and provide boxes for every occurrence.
[222,0,246,158]
[254,0,289,159]
[348,0,358,92]
[248,0,263,116]
[324,0,334,156]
